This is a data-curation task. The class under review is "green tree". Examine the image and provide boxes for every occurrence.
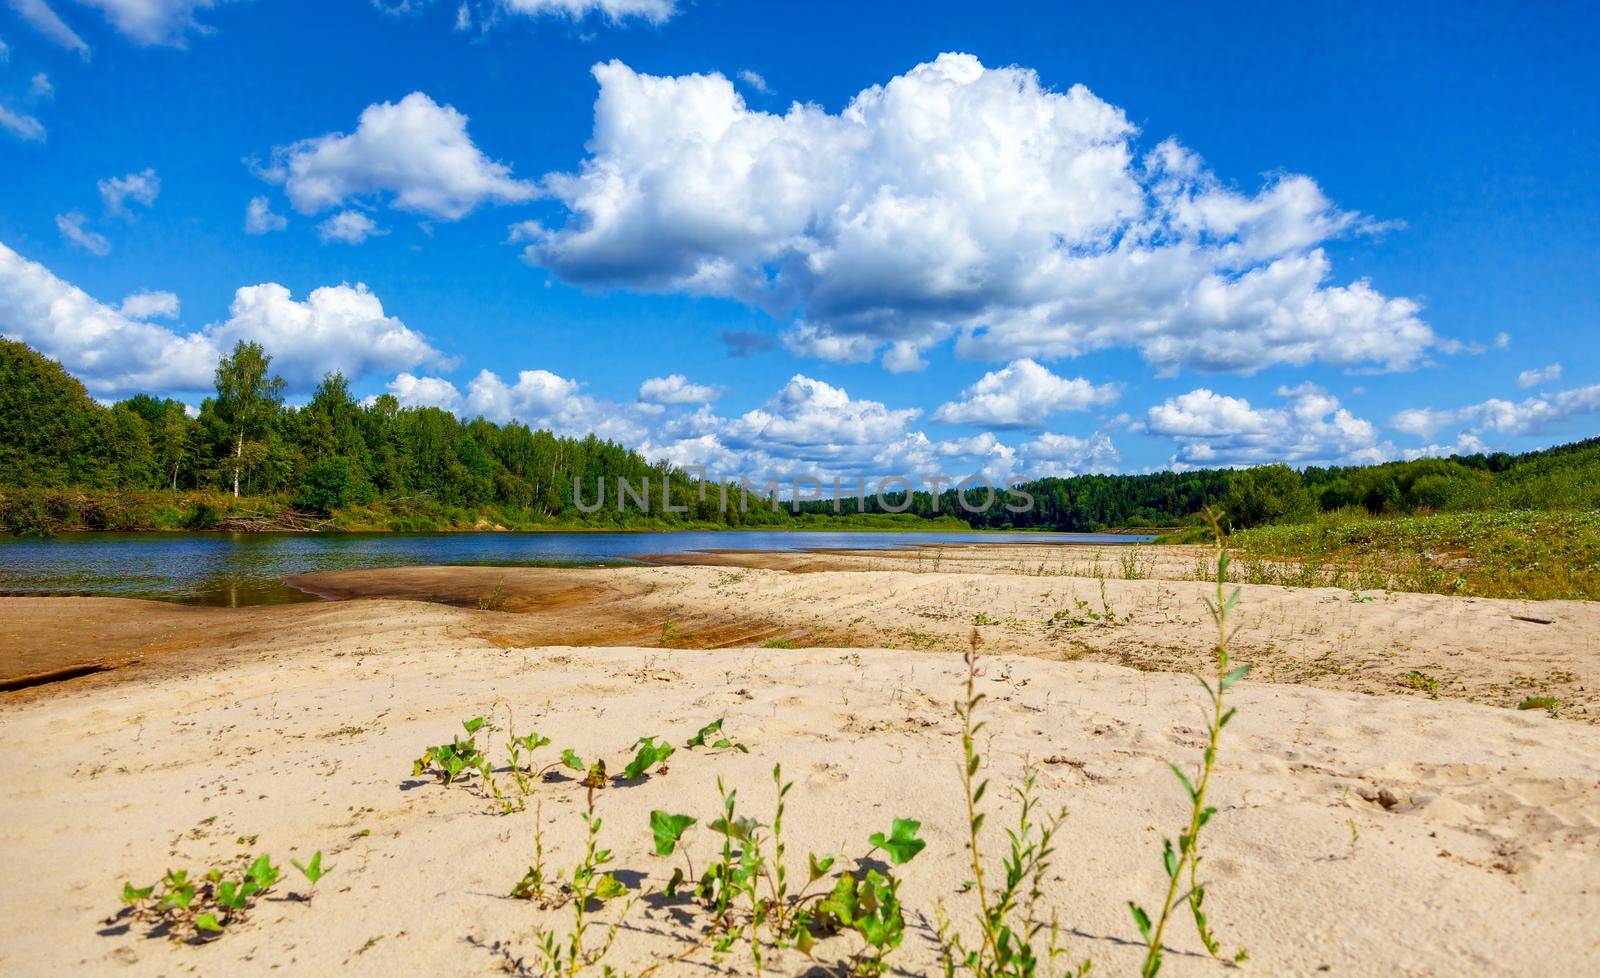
[1223,465,1313,529]
[213,341,285,497]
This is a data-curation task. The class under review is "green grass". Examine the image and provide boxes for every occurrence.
[1226,509,1600,601]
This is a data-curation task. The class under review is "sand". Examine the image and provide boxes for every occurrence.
[2,544,1599,976]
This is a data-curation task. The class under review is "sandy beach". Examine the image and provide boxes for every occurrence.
[2,543,1598,976]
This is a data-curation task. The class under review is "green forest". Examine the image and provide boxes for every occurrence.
[2,338,1597,537]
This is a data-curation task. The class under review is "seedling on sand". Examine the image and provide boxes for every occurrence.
[684,717,749,753]
[1128,508,1248,974]
[647,766,927,975]
[118,851,325,941]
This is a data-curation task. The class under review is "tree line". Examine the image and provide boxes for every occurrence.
[2,337,1595,533]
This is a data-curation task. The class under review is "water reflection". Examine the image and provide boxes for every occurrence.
[0,529,1150,607]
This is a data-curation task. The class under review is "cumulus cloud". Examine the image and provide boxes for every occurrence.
[1146,383,1389,468]
[99,168,160,217]
[522,54,1435,375]
[1517,363,1562,389]
[55,211,110,255]
[263,92,535,221]
[1391,383,1600,447]
[119,290,180,320]
[0,240,448,395]
[0,103,45,141]
[317,210,385,244]
[1018,431,1120,477]
[500,0,676,23]
[466,367,647,443]
[245,196,287,234]
[385,371,463,412]
[639,373,717,405]
[932,358,1118,428]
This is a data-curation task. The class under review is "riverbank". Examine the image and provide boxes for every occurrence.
[6,543,1596,717]
[2,591,1597,977]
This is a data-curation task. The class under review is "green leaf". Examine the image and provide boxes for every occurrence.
[561,748,584,770]
[245,854,280,890]
[1162,838,1178,878]
[120,882,154,905]
[649,810,696,856]
[291,850,327,885]
[1221,664,1250,690]
[1168,763,1198,801]
[591,873,627,902]
[808,853,835,882]
[686,718,725,748]
[623,736,675,780]
[664,866,685,898]
[868,817,926,865]
[1128,901,1152,941]
[817,873,860,927]
[195,913,224,933]
[463,716,485,734]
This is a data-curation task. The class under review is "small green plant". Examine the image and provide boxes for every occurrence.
[118,852,320,941]
[412,715,492,785]
[1517,694,1560,717]
[622,735,676,780]
[511,801,551,903]
[477,578,508,611]
[1129,508,1247,975]
[973,612,996,626]
[291,851,327,887]
[761,637,794,649]
[529,782,635,977]
[1402,670,1440,695]
[659,619,680,647]
[685,717,749,753]
[939,628,1082,977]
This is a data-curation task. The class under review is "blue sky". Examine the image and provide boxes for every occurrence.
[2,0,1597,483]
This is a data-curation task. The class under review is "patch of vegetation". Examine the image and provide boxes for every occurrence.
[116,852,325,941]
[1228,509,1600,600]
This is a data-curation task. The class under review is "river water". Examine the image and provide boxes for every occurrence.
[0,529,1149,606]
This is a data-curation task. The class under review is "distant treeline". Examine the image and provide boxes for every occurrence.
[2,337,1596,535]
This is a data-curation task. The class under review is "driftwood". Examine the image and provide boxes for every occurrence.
[1511,614,1555,625]
[211,510,336,533]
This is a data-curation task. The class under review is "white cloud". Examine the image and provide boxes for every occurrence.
[1392,383,1600,448]
[245,196,288,234]
[523,54,1435,375]
[0,240,448,395]
[638,373,717,405]
[119,290,180,320]
[385,371,463,412]
[29,72,53,98]
[317,210,384,245]
[1018,431,1120,478]
[1146,383,1389,468]
[0,104,45,141]
[932,358,1118,428]
[736,69,768,93]
[466,367,647,443]
[0,36,9,62]
[500,0,676,23]
[1517,363,1562,389]
[7,0,89,55]
[265,92,535,221]
[99,168,160,217]
[55,211,110,255]
[74,0,217,46]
